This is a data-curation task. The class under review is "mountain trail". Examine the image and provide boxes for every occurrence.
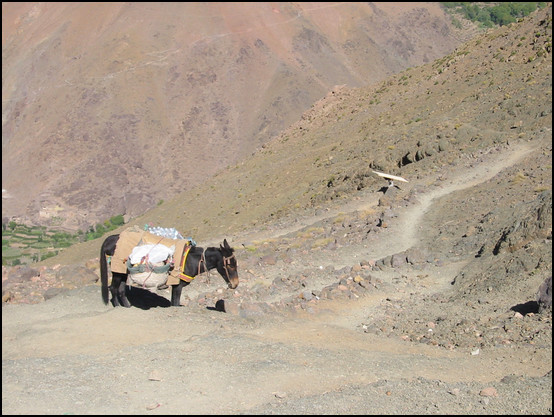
[2,140,550,415]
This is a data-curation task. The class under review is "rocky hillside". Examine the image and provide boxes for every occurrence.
[17,3,549,271]
[2,2,470,231]
[2,7,551,414]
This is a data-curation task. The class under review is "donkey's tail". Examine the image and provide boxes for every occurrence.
[100,234,119,304]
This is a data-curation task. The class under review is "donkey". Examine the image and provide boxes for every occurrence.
[100,234,238,307]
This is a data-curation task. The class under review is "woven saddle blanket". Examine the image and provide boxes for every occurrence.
[110,227,190,286]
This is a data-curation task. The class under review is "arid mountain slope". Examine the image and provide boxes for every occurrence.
[2,8,551,414]
[2,2,469,230]
[36,3,552,268]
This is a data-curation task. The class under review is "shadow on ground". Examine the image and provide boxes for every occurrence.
[124,287,171,309]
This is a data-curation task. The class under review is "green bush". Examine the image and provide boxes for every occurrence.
[110,214,125,226]
[2,213,125,265]
[30,242,51,249]
[442,2,545,27]
[41,251,58,261]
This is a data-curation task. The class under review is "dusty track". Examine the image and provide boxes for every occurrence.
[2,141,551,415]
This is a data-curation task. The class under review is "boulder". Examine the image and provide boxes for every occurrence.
[537,275,552,313]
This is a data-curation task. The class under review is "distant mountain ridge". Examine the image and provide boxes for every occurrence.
[35,3,552,268]
[2,2,470,231]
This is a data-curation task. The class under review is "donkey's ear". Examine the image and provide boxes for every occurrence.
[223,239,231,250]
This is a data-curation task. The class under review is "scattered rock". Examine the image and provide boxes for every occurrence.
[391,253,407,268]
[479,387,498,397]
[536,275,552,313]
[43,287,67,300]
[148,370,163,381]
[5,266,40,283]
[2,291,13,303]
[260,255,277,265]
[449,388,460,396]
[55,265,99,288]
[219,299,240,315]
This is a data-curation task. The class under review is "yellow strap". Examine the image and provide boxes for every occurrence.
[179,246,195,282]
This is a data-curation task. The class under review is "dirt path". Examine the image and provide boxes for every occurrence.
[2,141,551,415]
[221,142,535,256]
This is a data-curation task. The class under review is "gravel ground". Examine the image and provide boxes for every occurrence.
[2,140,552,415]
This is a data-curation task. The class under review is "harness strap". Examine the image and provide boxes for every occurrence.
[178,246,208,282]
[178,247,234,283]
[178,245,195,282]
[222,254,236,281]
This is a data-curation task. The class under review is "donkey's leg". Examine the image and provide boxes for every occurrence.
[117,275,131,308]
[110,274,123,307]
[171,281,189,306]
[110,273,131,307]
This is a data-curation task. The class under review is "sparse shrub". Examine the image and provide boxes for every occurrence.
[441,2,544,27]
[110,214,125,226]
[312,237,334,249]
[511,171,528,184]
[41,251,58,261]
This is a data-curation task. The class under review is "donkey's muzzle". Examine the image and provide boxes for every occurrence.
[228,276,239,289]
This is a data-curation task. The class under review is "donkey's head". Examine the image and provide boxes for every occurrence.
[217,239,239,289]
